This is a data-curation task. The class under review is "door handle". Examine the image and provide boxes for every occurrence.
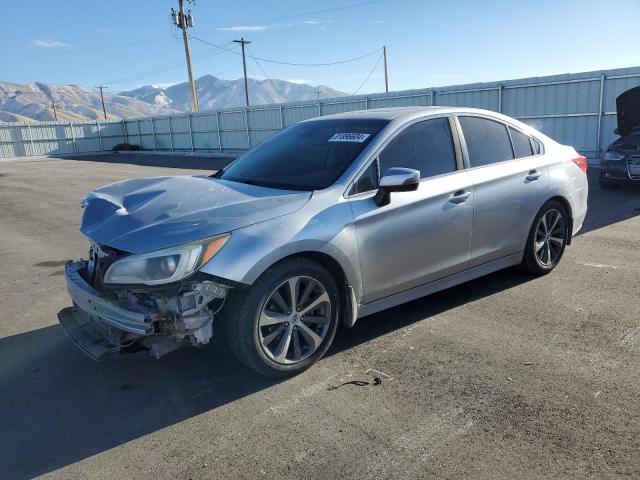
[449,190,471,204]
[526,169,541,181]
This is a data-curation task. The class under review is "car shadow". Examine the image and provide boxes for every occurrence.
[0,268,531,479]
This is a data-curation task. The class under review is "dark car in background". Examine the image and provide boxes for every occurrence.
[600,86,640,188]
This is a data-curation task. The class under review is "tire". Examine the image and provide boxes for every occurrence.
[599,177,618,189]
[520,200,569,275]
[222,257,340,377]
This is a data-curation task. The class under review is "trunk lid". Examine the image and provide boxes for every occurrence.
[616,86,640,136]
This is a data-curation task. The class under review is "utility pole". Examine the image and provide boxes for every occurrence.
[97,85,108,120]
[51,100,59,121]
[383,46,389,93]
[233,37,251,107]
[171,0,199,112]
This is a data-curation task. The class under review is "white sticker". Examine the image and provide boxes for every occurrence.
[328,132,371,143]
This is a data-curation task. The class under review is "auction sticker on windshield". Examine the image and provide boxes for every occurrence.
[328,132,371,143]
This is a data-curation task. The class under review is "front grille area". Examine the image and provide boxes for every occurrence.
[628,156,640,180]
[86,244,127,290]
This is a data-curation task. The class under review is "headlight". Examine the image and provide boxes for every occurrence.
[603,151,625,161]
[104,234,229,285]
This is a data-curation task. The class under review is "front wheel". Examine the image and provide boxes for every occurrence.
[223,258,340,377]
[521,200,569,275]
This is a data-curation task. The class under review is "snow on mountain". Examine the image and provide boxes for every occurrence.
[0,75,346,123]
[120,75,346,111]
[0,81,178,123]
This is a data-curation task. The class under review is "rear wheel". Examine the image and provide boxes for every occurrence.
[223,258,339,377]
[521,200,569,275]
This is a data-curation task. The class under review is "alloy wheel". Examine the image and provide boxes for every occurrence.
[258,276,332,365]
[535,208,565,267]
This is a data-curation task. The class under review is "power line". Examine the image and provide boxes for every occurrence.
[103,44,235,87]
[192,36,382,67]
[108,63,244,92]
[5,0,391,62]
[249,54,286,104]
[3,36,174,62]
[352,50,384,95]
[251,56,273,83]
[200,0,390,31]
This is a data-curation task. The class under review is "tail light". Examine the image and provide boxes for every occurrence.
[572,155,588,173]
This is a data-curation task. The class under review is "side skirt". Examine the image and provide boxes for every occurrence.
[356,252,523,320]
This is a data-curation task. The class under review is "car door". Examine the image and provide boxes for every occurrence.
[457,115,550,268]
[348,116,474,304]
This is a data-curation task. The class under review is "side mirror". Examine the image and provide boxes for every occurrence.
[614,128,619,135]
[374,167,420,206]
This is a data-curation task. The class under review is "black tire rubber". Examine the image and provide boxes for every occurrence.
[520,200,569,275]
[599,177,618,189]
[222,257,340,377]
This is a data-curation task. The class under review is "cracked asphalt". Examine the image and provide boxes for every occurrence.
[0,154,639,479]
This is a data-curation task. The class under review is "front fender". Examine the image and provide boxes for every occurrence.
[199,200,364,302]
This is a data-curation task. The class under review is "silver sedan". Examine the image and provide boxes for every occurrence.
[59,107,588,377]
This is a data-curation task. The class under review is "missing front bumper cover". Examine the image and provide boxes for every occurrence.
[58,306,119,360]
[59,260,229,360]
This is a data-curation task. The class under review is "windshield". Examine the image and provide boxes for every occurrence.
[219,118,388,190]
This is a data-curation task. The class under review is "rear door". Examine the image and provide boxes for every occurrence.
[457,115,549,267]
[349,116,474,304]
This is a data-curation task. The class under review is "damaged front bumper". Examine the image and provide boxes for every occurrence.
[58,260,228,360]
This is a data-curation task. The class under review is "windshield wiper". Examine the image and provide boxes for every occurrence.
[229,178,313,191]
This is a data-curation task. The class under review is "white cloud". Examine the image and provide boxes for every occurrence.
[219,20,330,32]
[303,19,332,25]
[32,39,70,48]
[218,25,268,32]
[286,79,311,85]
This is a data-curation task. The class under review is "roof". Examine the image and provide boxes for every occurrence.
[301,106,548,141]
[304,106,492,122]
[306,106,438,121]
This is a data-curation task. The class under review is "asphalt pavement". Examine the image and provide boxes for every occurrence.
[0,154,638,479]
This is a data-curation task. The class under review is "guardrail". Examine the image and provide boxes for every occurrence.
[1,66,639,160]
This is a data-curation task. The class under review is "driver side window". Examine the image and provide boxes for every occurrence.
[378,117,457,178]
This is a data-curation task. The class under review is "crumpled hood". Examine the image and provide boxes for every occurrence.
[80,176,311,254]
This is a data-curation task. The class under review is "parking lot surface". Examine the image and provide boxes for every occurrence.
[1,154,639,479]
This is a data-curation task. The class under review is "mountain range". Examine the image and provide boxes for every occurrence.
[0,76,345,123]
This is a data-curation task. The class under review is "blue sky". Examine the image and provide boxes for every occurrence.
[1,0,639,95]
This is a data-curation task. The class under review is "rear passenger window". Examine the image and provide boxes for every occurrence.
[378,117,456,179]
[459,116,514,167]
[351,160,378,194]
[509,127,533,158]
